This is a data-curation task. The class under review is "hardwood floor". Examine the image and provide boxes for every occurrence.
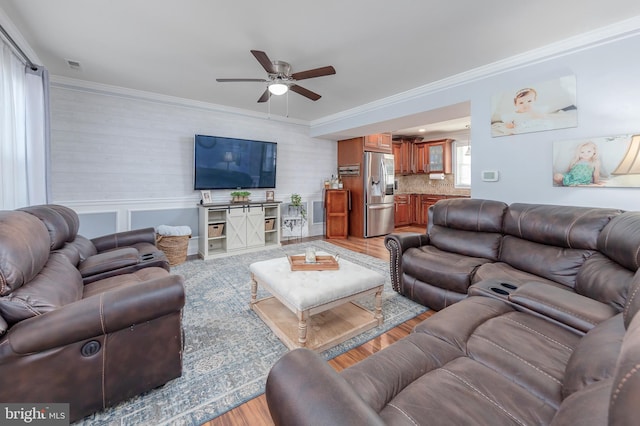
[204,226,431,426]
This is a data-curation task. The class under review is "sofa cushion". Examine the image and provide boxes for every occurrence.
[82,267,169,298]
[430,198,507,233]
[609,310,640,425]
[503,203,621,249]
[429,226,502,261]
[0,253,83,325]
[403,245,493,294]
[597,211,640,272]
[550,379,613,426]
[472,262,567,288]
[499,236,594,288]
[47,204,80,240]
[562,314,624,398]
[67,235,98,261]
[340,332,463,413]
[0,211,51,296]
[18,205,71,250]
[378,356,558,426]
[416,296,581,408]
[576,253,634,311]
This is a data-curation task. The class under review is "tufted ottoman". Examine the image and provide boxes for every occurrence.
[250,252,384,352]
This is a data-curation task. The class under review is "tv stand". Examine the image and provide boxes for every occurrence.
[198,202,281,259]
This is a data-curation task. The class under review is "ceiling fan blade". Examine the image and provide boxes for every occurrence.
[291,66,336,81]
[251,50,276,74]
[216,78,267,82]
[257,88,271,103]
[290,84,321,101]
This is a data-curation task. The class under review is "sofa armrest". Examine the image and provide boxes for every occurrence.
[509,282,618,333]
[266,348,385,426]
[77,247,140,277]
[384,232,429,292]
[5,275,185,354]
[91,227,157,252]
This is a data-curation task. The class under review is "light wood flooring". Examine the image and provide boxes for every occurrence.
[204,226,432,426]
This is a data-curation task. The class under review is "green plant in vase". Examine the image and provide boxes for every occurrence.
[230,191,251,202]
[290,193,306,218]
[290,193,307,239]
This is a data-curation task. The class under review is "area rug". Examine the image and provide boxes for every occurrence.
[75,240,427,426]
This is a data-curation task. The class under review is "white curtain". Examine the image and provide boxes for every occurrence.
[0,40,49,210]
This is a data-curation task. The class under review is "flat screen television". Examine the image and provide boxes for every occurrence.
[194,134,277,190]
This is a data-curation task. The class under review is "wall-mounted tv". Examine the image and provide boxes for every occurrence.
[194,134,277,190]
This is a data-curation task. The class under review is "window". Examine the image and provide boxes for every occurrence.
[453,139,471,188]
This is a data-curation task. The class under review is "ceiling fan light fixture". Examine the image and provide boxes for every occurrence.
[268,82,288,96]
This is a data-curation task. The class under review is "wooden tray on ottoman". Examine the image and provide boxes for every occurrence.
[288,254,339,271]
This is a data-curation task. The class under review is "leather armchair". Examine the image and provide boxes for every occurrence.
[0,209,185,422]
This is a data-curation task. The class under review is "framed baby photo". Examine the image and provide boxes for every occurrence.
[552,133,640,188]
[265,190,275,202]
[491,75,578,137]
[200,190,212,204]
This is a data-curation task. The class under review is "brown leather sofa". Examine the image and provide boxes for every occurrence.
[266,269,640,425]
[264,199,640,425]
[384,199,638,315]
[0,206,185,422]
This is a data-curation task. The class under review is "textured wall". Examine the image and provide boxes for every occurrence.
[49,84,336,239]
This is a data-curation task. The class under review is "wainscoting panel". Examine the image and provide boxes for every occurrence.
[131,207,199,236]
[77,211,118,238]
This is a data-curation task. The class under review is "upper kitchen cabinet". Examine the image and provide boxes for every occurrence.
[363,133,392,153]
[428,139,452,174]
[392,140,412,175]
[413,138,453,174]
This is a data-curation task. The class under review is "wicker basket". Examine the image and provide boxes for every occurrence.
[156,234,191,266]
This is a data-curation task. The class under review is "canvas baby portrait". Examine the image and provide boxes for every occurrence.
[491,75,578,137]
[552,134,640,188]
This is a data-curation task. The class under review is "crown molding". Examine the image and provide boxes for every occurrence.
[310,15,640,133]
[49,75,310,128]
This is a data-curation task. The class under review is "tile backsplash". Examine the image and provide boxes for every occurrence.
[396,174,471,196]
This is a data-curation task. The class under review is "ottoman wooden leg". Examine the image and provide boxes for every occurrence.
[297,310,309,347]
[250,274,258,308]
[375,287,383,325]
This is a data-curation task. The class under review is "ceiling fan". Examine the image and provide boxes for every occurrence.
[216,50,336,103]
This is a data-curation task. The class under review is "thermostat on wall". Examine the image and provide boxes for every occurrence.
[481,170,499,182]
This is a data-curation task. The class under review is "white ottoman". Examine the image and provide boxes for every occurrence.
[250,253,384,351]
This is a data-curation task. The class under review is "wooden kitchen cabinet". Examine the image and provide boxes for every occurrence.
[364,133,392,153]
[419,195,445,225]
[413,142,428,174]
[394,194,411,226]
[411,139,453,174]
[392,140,412,175]
[325,189,349,239]
[427,139,453,174]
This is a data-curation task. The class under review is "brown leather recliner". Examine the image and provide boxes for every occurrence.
[0,209,185,422]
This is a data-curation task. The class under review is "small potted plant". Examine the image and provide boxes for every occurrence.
[230,191,251,203]
[289,193,307,239]
[289,193,306,219]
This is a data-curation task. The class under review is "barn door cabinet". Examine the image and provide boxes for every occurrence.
[198,203,281,259]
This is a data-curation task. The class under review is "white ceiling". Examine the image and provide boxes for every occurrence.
[3,0,640,135]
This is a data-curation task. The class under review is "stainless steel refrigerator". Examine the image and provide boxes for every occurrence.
[363,152,395,237]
